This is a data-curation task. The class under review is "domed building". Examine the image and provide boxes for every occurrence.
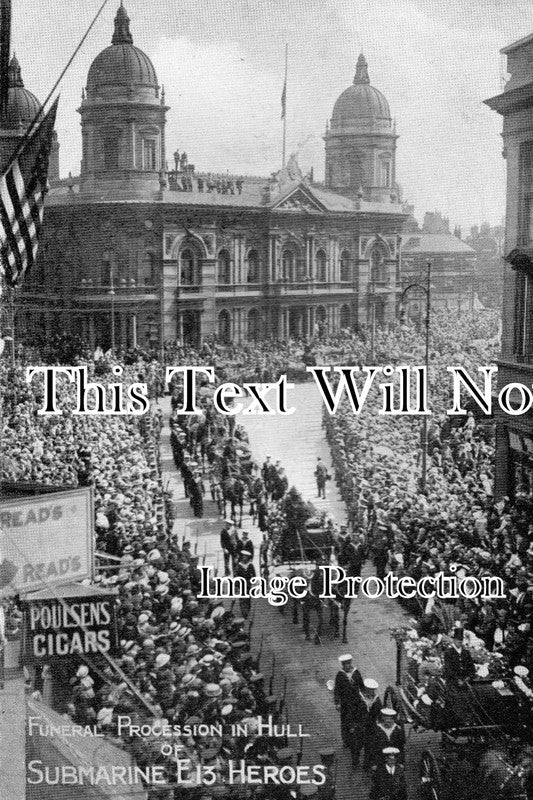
[0,54,59,178]
[15,4,407,350]
[325,54,398,202]
[78,1,167,195]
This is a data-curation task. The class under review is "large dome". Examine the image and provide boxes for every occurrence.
[2,55,41,129]
[331,54,390,125]
[86,3,158,92]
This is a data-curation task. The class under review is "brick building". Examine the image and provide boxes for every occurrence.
[485,31,533,500]
[11,4,408,350]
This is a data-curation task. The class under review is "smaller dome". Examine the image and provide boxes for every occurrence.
[331,54,391,125]
[86,3,158,93]
[1,55,42,129]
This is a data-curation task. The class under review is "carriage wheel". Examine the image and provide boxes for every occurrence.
[419,749,442,800]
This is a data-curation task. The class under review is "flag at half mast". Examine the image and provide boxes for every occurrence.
[281,43,288,120]
[0,96,58,288]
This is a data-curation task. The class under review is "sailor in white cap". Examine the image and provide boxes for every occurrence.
[350,678,382,770]
[367,707,405,768]
[333,654,364,747]
[369,747,406,800]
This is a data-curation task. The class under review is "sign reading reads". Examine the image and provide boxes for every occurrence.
[22,594,118,661]
[0,487,93,596]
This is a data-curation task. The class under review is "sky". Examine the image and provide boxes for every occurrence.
[12,0,533,231]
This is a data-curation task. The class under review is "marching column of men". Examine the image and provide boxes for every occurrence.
[334,654,407,799]
[220,518,255,577]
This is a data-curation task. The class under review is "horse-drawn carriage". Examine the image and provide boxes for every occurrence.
[261,518,358,645]
[384,626,533,800]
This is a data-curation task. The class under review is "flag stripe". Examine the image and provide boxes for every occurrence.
[0,172,25,281]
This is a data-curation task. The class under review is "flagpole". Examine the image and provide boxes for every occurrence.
[282,43,288,168]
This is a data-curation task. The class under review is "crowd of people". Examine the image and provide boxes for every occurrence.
[324,311,533,677]
[4,309,533,798]
[0,352,308,800]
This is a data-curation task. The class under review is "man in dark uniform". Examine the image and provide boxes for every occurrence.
[261,456,273,495]
[369,748,407,800]
[180,458,194,499]
[220,518,235,576]
[367,708,405,769]
[315,457,328,499]
[351,678,382,770]
[234,551,255,619]
[333,654,364,747]
[170,428,185,470]
[237,530,254,561]
[189,471,204,518]
[302,559,325,644]
[337,528,364,580]
[443,625,476,683]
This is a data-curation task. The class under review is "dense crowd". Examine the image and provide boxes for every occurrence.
[0,354,307,799]
[324,311,533,677]
[4,310,533,798]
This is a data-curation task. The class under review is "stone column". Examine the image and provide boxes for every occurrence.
[309,306,315,338]
[201,257,217,337]
[132,314,137,348]
[131,121,136,168]
[120,314,128,346]
[269,234,278,282]
[233,236,240,284]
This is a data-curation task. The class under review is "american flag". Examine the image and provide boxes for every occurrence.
[0,97,58,288]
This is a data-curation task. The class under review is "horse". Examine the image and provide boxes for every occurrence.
[220,475,247,525]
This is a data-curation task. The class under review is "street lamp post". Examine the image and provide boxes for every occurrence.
[401,260,431,492]
[108,268,115,352]
[369,280,376,362]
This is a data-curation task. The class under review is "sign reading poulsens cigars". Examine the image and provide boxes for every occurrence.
[0,487,93,596]
[21,589,119,662]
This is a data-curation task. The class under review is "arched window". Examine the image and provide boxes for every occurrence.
[101,250,116,286]
[217,249,231,285]
[218,310,231,344]
[340,250,351,282]
[340,304,351,329]
[180,247,201,285]
[382,161,391,187]
[247,249,259,283]
[315,250,327,282]
[142,138,157,171]
[370,246,387,283]
[247,308,261,341]
[282,249,295,282]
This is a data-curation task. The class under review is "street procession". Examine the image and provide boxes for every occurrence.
[1,2,533,799]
